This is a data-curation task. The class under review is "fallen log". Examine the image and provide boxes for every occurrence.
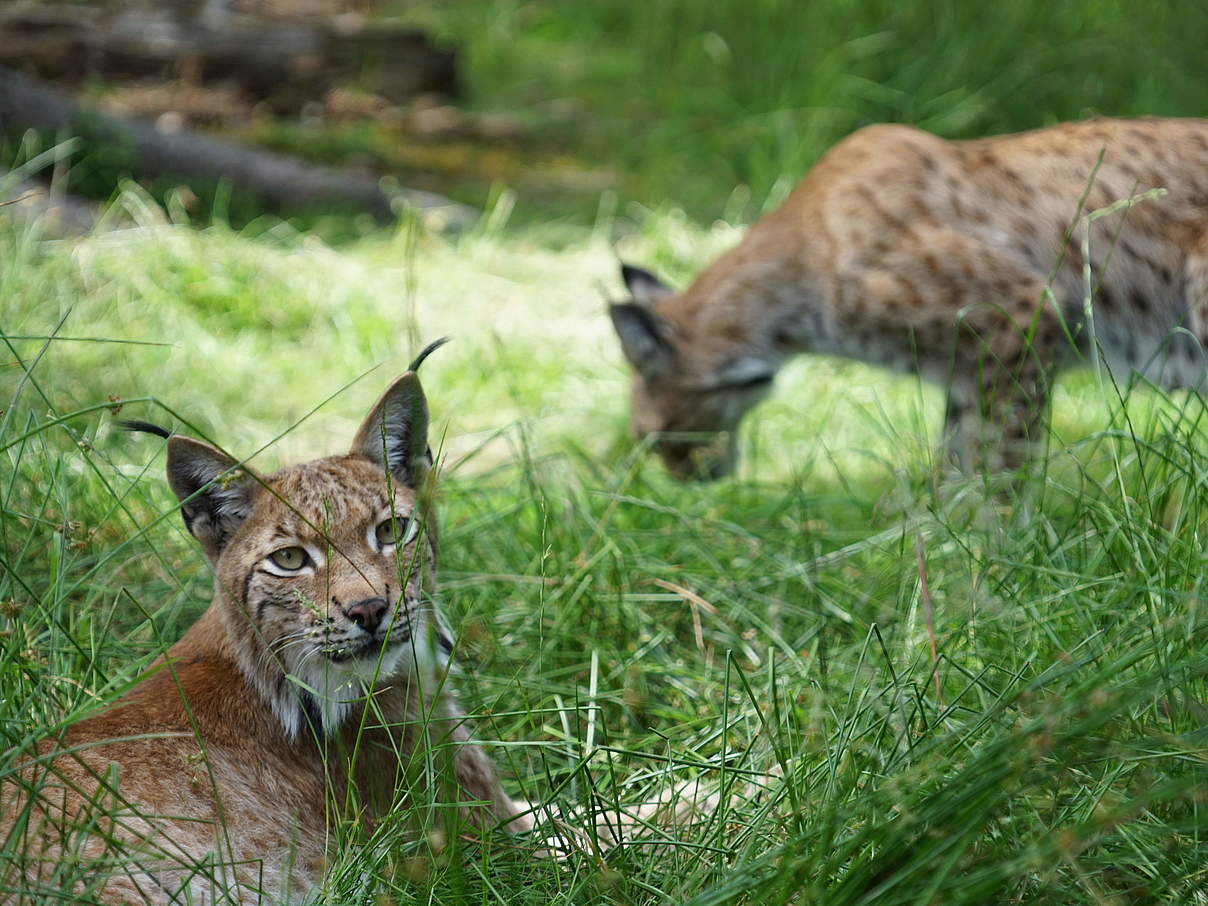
[0,4,459,109]
[0,67,475,228]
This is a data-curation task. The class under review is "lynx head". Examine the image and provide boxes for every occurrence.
[153,343,452,740]
[609,264,775,480]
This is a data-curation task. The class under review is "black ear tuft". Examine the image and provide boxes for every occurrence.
[119,419,173,440]
[408,336,450,373]
[620,263,673,306]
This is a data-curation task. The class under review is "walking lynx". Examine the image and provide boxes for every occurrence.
[610,118,1208,479]
[0,343,533,904]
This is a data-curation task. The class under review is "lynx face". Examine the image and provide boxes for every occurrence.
[214,457,450,738]
[624,373,766,480]
[164,356,452,740]
[611,265,775,480]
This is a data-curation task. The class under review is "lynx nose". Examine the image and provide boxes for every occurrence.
[656,432,737,481]
[344,596,389,634]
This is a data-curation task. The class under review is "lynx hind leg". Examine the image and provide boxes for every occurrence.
[942,376,1051,474]
[942,314,1060,474]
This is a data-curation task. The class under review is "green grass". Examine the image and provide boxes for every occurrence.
[3,1,1208,898]
[2,189,1207,903]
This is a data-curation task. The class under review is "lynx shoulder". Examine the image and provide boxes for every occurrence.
[0,346,531,904]
[610,117,1208,478]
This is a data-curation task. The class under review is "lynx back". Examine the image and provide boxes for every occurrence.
[611,118,1208,478]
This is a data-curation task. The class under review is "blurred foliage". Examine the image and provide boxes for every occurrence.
[7,0,1206,230]
[389,0,1208,222]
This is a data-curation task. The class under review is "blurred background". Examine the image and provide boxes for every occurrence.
[3,0,1207,236]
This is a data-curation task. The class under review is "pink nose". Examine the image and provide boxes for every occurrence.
[344,597,388,633]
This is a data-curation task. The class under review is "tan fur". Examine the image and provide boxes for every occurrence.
[611,117,1208,478]
[1,367,531,904]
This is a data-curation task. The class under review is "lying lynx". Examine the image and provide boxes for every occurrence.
[0,344,533,904]
[610,117,1208,479]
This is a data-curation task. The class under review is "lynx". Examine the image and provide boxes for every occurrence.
[0,343,534,904]
[610,117,1208,479]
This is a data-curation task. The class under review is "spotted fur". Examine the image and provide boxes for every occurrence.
[611,117,1208,478]
[1,365,531,904]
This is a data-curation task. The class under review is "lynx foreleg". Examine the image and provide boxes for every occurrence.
[450,735,536,833]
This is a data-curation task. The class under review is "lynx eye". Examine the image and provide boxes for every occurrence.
[728,373,774,390]
[268,546,308,571]
[375,515,417,548]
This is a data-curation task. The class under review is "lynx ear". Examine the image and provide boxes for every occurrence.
[610,302,675,380]
[351,372,430,487]
[620,263,673,307]
[166,437,257,561]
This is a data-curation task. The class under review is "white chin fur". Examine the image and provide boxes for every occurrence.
[270,619,451,741]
